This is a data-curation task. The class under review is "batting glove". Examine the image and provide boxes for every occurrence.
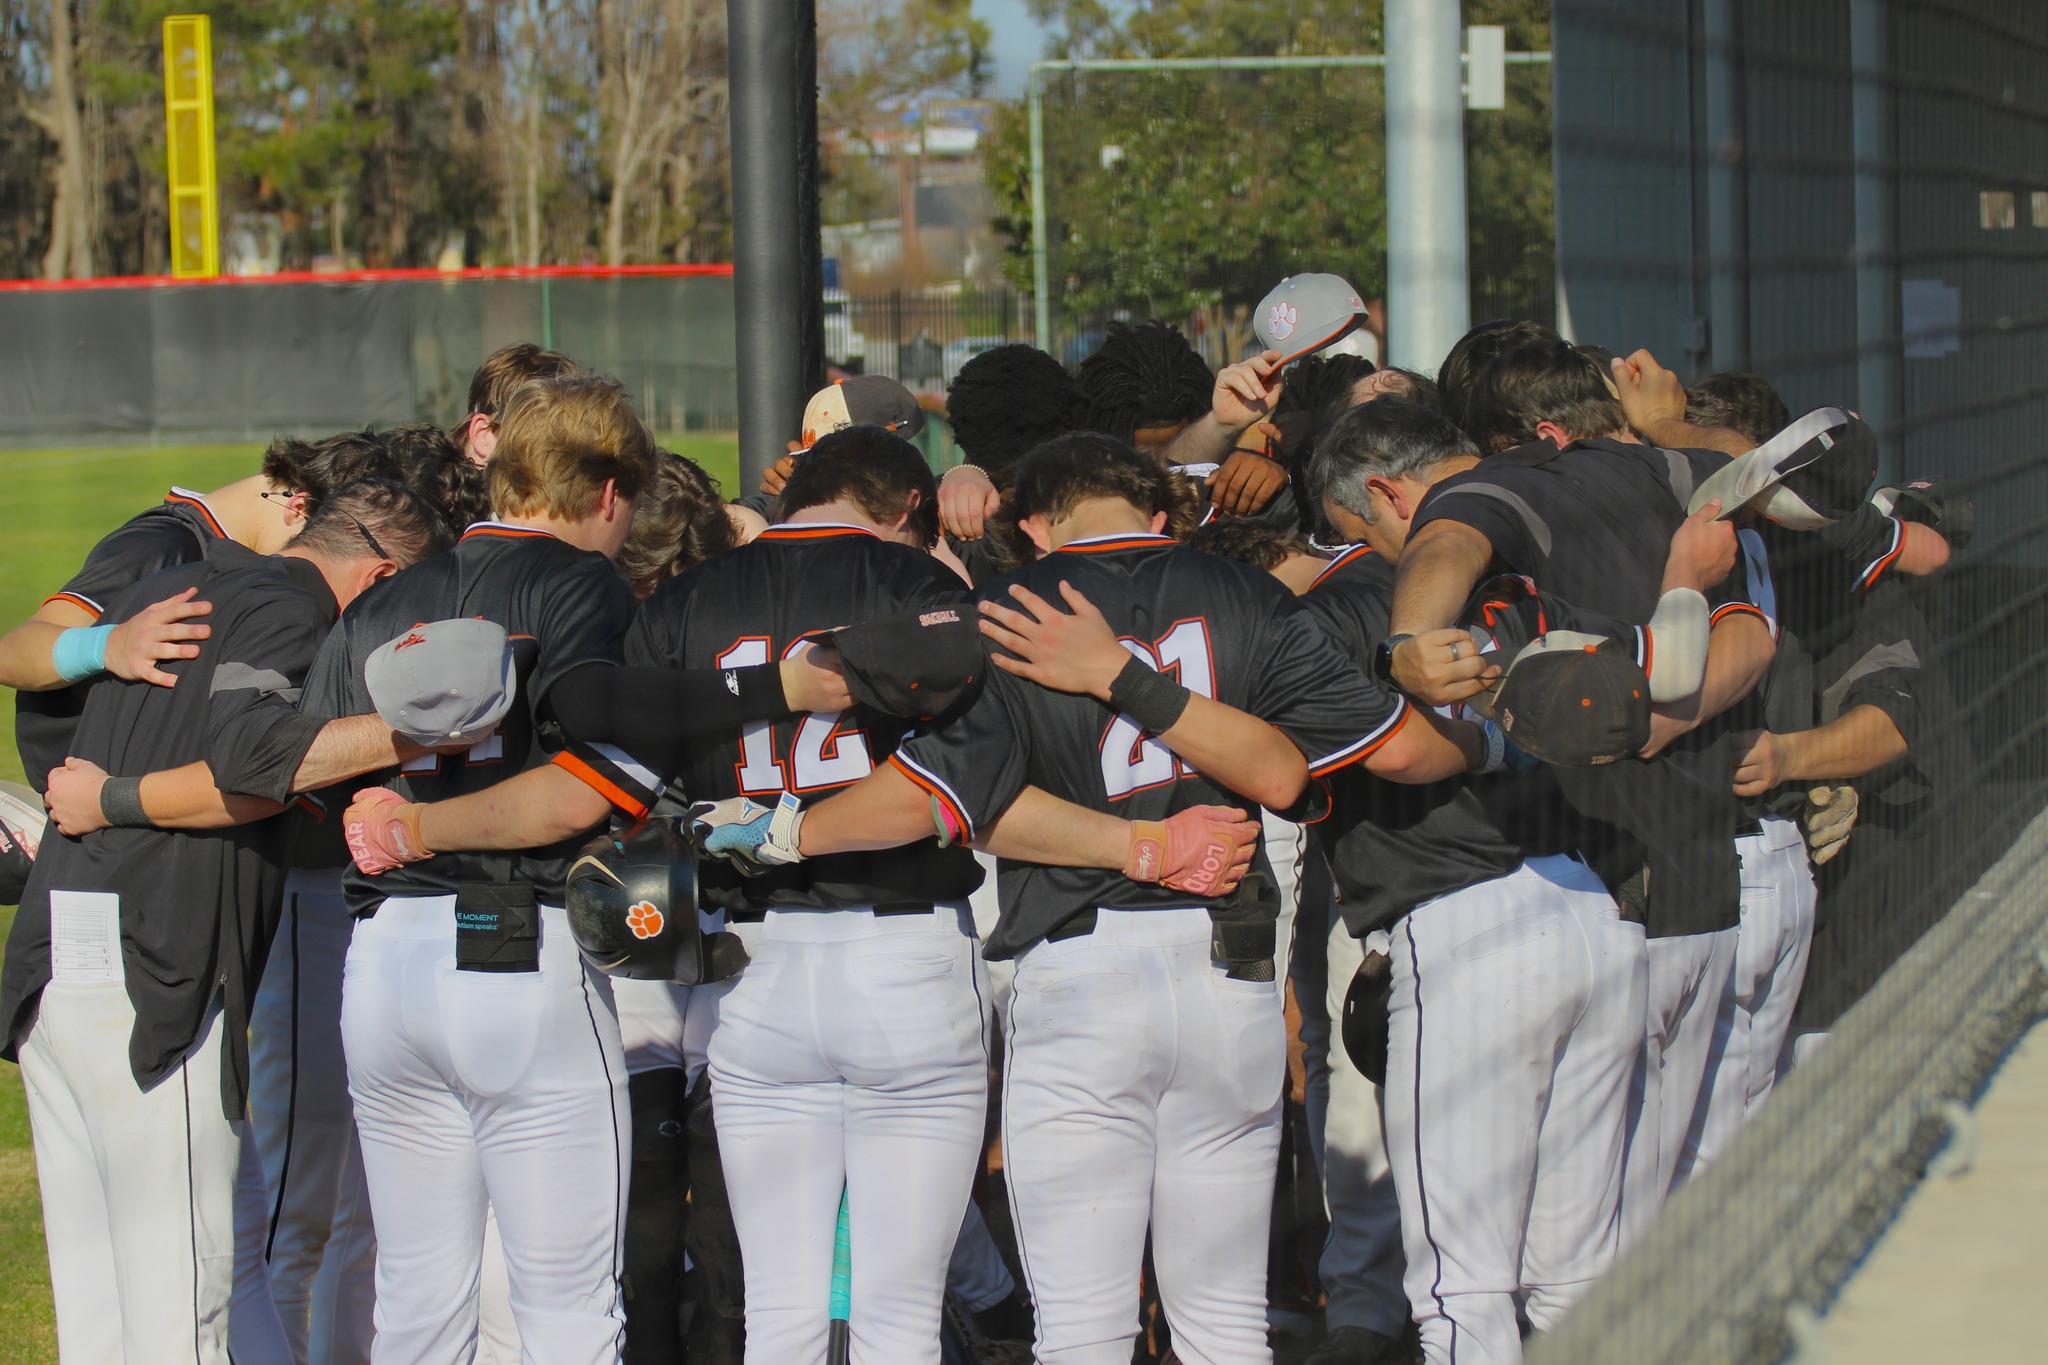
[1125,805,1260,898]
[1803,784,1859,864]
[690,792,806,875]
[343,788,431,876]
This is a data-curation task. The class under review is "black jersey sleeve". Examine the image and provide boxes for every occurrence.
[201,590,334,798]
[887,675,1031,843]
[1817,501,1908,593]
[1250,602,1412,779]
[1819,580,1925,744]
[45,511,208,620]
[1409,473,1532,569]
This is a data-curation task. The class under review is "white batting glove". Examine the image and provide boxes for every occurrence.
[1803,784,1859,864]
[689,793,806,875]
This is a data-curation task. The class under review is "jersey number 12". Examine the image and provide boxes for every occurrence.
[717,637,873,794]
[1100,619,1214,799]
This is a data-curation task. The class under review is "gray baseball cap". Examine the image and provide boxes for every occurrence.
[365,618,517,748]
[1254,273,1368,365]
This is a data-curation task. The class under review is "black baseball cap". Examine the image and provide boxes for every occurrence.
[801,607,985,721]
[1494,633,1652,767]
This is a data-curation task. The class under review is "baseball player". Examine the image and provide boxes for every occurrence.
[1,481,449,1365]
[595,424,1071,1365]
[1307,397,1735,1363]
[1,430,475,1365]
[1386,337,1777,1246]
[293,374,665,1364]
[730,433,1492,1365]
[452,341,580,466]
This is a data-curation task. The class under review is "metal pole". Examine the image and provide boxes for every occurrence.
[727,0,823,492]
[1851,0,1904,485]
[1029,69,1051,353]
[1384,0,1469,372]
[1703,0,1750,371]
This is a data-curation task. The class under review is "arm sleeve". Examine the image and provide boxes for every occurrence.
[202,594,332,798]
[546,659,794,814]
[46,515,204,620]
[886,677,1031,843]
[1249,600,1410,779]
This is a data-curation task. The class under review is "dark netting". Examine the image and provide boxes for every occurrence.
[0,272,738,443]
[1523,0,2048,1357]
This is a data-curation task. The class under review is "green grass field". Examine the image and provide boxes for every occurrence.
[0,433,740,1359]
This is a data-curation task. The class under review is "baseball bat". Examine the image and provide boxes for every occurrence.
[828,1186,852,1365]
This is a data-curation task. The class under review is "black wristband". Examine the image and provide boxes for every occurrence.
[99,776,150,828]
[1107,655,1191,734]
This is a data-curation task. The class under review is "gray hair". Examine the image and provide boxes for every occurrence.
[1309,397,1479,523]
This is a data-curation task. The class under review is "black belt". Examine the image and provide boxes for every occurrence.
[1734,818,1765,838]
[727,902,936,923]
[1043,907,1279,981]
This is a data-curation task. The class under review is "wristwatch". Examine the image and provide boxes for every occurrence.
[1373,634,1413,684]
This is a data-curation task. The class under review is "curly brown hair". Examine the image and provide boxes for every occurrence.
[617,451,738,598]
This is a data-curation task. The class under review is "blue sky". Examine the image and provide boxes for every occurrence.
[976,0,1050,97]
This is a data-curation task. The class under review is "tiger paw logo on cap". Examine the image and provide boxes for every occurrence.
[626,901,665,940]
[1266,301,1298,341]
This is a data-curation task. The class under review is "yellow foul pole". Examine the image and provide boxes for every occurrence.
[162,14,219,278]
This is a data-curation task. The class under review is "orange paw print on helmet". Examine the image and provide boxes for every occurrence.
[626,901,665,940]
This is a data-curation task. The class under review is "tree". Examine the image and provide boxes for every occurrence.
[986,0,1555,351]
[28,0,91,278]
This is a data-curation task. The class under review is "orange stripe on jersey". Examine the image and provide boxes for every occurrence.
[460,524,557,542]
[886,754,972,839]
[1310,544,1378,587]
[1053,535,1173,555]
[164,491,228,538]
[1307,703,1413,778]
[552,750,650,819]
[41,591,102,620]
[756,524,879,541]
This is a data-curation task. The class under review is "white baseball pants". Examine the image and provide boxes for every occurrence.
[1002,907,1285,1365]
[1383,857,1646,1365]
[1261,809,1309,1003]
[21,979,243,1364]
[1621,925,1739,1245]
[341,897,630,1365]
[709,905,989,1365]
[1679,819,1817,1179]
[1318,917,1409,1339]
[250,871,376,1365]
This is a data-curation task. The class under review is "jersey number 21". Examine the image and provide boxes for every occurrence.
[1101,619,1214,799]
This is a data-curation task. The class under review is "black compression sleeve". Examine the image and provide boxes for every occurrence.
[549,660,792,758]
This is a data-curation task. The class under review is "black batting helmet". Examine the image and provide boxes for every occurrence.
[566,819,710,984]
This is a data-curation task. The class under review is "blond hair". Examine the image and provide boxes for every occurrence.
[489,374,657,520]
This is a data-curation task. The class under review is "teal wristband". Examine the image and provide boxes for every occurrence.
[52,624,114,683]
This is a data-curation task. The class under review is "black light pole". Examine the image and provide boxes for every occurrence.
[727,0,825,492]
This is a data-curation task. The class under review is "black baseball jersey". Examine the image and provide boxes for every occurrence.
[295,522,637,915]
[1,541,337,1119]
[891,532,1413,958]
[622,521,982,913]
[16,489,230,793]
[1410,437,1773,937]
[1297,546,1530,935]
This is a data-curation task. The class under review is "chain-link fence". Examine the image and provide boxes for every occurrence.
[1523,0,2048,1357]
